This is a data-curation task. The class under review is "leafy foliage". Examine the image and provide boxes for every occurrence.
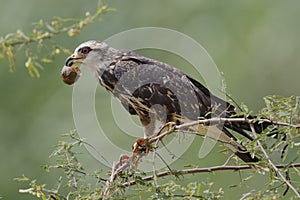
[15,96,300,199]
[15,131,224,199]
[0,2,113,77]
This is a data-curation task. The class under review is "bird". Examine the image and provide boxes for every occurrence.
[61,40,275,163]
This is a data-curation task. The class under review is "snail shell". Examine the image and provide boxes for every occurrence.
[61,65,81,85]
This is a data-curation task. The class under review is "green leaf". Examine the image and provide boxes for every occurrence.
[14,175,30,182]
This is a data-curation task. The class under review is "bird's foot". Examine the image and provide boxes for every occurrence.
[132,138,151,155]
[131,123,176,156]
[111,154,139,180]
[114,138,152,175]
[114,154,131,170]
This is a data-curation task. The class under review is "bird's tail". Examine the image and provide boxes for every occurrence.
[221,126,261,162]
[222,115,283,163]
[219,127,260,163]
[224,115,281,141]
[194,124,259,163]
[187,115,279,163]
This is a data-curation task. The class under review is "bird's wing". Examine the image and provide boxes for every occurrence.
[112,55,199,119]
[112,53,234,119]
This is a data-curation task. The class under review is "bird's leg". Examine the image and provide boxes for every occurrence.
[142,113,156,138]
[131,122,177,155]
[132,114,155,155]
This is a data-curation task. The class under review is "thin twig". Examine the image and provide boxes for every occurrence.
[3,5,110,47]
[121,163,300,187]
[148,117,299,144]
[144,117,300,144]
[249,123,300,198]
[69,133,111,166]
[222,153,235,166]
[152,139,160,186]
[176,117,300,130]
[64,152,78,190]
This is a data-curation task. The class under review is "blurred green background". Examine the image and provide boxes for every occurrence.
[1,0,300,199]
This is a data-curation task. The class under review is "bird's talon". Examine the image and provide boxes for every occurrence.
[132,138,151,154]
[114,154,131,169]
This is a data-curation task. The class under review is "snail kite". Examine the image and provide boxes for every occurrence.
[61,40,273,163]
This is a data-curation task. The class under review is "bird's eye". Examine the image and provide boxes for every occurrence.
[80,47,91,55]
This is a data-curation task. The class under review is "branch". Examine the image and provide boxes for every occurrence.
[103,117,300,198]
[176,117,300,130]
[2,5,111,47]
[121,163,300,187]
[0,3,113,75]
[148,117,299,144]
[248,123,300,198]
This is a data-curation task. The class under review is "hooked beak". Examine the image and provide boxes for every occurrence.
[65,54,84,67]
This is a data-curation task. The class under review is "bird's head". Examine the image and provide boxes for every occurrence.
[65,40,108,69]
[62,40,120,85]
